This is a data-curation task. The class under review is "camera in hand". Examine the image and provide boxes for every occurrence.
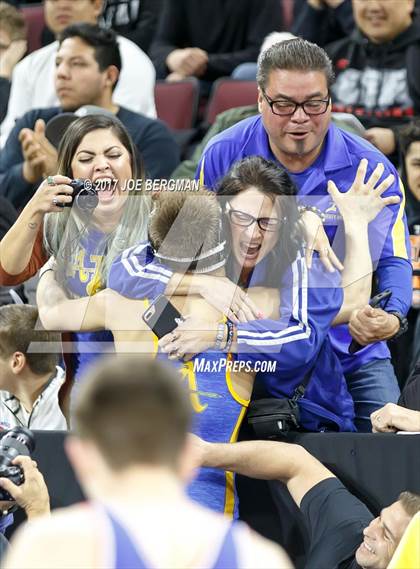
[61,179,99,211]
[0,427,35,501]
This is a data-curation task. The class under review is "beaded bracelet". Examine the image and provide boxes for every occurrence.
[298,205,326,224]
[214,321,226,350]
[224,320,234,353]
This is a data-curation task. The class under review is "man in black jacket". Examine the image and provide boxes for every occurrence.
[326,0,420,158]
[292,0,354,47]
[149,0,282,83]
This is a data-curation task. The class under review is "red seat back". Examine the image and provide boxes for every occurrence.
[205,79,258,125]
[154,79,199,130]
[282,0,294,30]
[21,4,45,54]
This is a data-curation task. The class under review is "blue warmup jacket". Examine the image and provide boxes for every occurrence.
[108,244,356,432]
[196,117,412,373]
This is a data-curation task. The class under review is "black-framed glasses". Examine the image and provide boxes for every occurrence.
[262,90,330,116]
[226,203,282,232]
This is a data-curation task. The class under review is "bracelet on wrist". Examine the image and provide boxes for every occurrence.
[298,205,326,223]
[224,320,234,353]
[214,321,226,350]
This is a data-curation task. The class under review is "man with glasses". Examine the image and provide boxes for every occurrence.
[197,38,411,432]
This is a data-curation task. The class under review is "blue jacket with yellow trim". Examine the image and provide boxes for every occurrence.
[196,117,412,373]
[108,244,356,431]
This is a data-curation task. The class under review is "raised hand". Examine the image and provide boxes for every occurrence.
[0,39,27,79]
[20,120,59,183]
[327,159,399,225]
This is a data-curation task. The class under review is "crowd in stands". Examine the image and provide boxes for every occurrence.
[0,0,419,567]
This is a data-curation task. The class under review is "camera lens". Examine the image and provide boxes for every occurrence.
[0,427,35,468]
[67,179,99,211]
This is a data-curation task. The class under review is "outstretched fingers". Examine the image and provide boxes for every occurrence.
[365,162,385,189]
[372,173,396,196]
[381,195,400,207]
[326,179,340,200]
[353,158,369,188]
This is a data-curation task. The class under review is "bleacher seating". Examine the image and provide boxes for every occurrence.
[21,3,45,53]
[281,0,294,30]
[205,79,258,125]
[154,78,200,131]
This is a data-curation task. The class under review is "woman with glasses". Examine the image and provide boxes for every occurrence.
[108,155,397,431]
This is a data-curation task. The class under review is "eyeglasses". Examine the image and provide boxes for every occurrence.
[226,204,282,232]
[262,90,330,116]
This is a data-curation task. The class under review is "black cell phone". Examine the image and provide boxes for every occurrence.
[142,295,183,339]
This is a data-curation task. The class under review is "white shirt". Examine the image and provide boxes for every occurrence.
[0,35,156,147]
[0,366,67,430]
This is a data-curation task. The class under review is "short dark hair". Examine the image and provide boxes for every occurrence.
[0,305,60,375]
[149,190,224,273]
[399,491,420,518]
[74,356,192,470]
[257,38,335,91]
[58,23,121,76]
[399,119,420,156]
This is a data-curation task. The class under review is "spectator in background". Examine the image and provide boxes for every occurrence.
[326,0,420,160]
[231,31,295,82]
[378,120,420,382]
[292,0,354,47]
[0,305,67,430]
[42,0,163,53]
[149,0,282,87]
[371,402,420,432]
[0,24,179,210]
[0,0,156,147]
[0,2,27,123]
[370,354,420,428]
[100,0,163,53]
[399,358,420,410]
[3,356,292,569]
[0,197,26,305]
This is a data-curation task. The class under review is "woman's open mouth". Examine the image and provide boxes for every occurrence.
[94,178,118,202]
[240,241,262,260]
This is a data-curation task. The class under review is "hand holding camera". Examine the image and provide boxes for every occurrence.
[29,176,99,217]
[0,428,50,520]
[28,175,74,216]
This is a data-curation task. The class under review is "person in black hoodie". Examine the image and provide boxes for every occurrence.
[326,0,420,161]
[42,1,163,53]
[292,0,355,47]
